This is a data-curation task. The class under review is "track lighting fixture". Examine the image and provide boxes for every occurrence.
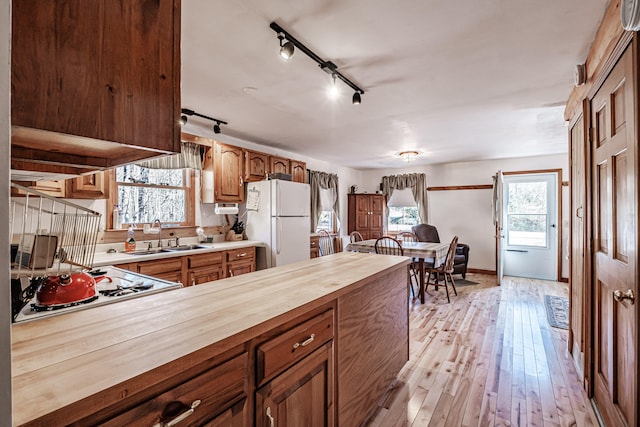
[270,22,365,105]
[181,108,228,134]
[277,34,295,60]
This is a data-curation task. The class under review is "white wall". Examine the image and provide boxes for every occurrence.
[361,154,569,277]
[1,1,12,424]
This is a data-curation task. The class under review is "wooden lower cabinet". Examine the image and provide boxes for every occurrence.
[255,309,334,427]
[226,247,256,278]
[100,352,248,426]
[134,257,185,284]
[188,252,225,286]
[115,247,257,286]
[256,343,333,427]
[310,235,320,258]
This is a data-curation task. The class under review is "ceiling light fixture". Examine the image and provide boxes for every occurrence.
[327,74,339,99]
[399,151,419,162]
[181,108,228,134]
[352,91,362,105]
[277,34,295,60]
[270,22,365,105]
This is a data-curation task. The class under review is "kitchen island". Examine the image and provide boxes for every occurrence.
[11,252,410,426]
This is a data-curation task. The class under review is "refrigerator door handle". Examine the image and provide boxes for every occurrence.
[276,181,281,217]
[276,217,282,255]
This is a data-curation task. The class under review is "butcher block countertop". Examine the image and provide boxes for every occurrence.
[11,252,409,426]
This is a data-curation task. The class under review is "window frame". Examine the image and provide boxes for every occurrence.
[107,167,196,230]
[315,210,338,233]
[387,205,419,233]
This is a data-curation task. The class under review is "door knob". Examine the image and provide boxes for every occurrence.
[613,289,635,304]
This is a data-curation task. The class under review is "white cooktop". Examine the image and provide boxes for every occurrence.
[13,266,182,324]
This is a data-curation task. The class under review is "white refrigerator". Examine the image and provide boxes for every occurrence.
[245,179,311,269]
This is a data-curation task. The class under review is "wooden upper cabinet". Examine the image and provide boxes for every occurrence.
[214,142,245,203]
[270,156,290,175]
[10,0,181,175]
[66,172,109,199]
[245,150,270,182]
[290,160,307,183]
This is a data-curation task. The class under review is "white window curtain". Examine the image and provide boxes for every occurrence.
[387,187,416,207]
[136,142,204,170]
[381,173,428,231]
[309,170,340,233]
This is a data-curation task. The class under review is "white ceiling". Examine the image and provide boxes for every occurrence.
[181,0,609,170]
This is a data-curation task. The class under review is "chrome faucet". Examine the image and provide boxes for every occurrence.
[153,219,162,248]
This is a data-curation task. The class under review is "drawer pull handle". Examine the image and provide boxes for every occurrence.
[237,253,247,257]
[266,406,275,427]
[292,333,315,350]
[154,400,201,427]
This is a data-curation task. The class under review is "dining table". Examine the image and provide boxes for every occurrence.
[345,239,450,303]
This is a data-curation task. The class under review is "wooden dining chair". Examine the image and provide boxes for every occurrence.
[374,236,418,298]
[349,231,364,243]
[318,230,335,256]
[425,235,459,303]
[396,231,418,242]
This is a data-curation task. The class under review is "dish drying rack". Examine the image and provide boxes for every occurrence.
[10,183,102,279]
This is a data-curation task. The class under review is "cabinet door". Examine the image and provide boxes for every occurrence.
[11,180,66,198]
[214,142,244,203]
[270,156,290,175]
[12,0,180,154]
[66,172,108,199]
[227,260,255,278]
[245,150,269,182]
[188,265,226,286]
[256,343,333,427]
[355,196,370,230]
[290,160,307,183]
[369,195,385,233]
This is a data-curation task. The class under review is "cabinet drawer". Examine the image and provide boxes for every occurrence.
[137,258,183,276]
[189,251,224,269]
[226,247,255,262]
[257,310,334,386]
[103,353,248,426]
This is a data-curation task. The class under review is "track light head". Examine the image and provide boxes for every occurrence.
[213,122,221,134]
[352,91,361,105]
[180,115,188,125]
[277,34,294,60]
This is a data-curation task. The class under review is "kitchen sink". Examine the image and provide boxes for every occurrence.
[121,248,164,255]
[161,244,207,252]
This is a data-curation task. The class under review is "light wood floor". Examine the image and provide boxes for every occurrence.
[367,274,599,427]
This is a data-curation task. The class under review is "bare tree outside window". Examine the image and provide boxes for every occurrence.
[115,165,188,225]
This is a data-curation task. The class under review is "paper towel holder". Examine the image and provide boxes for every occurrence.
[214,203,239,215]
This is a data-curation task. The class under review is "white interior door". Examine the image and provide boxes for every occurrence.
[503,173,558,280]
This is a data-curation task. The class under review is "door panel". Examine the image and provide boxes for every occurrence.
[502,173,558,280]
[591,44,636,427]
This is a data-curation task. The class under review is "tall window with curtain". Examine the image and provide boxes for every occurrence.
[309,170,340,233]
[381,173,428,232]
